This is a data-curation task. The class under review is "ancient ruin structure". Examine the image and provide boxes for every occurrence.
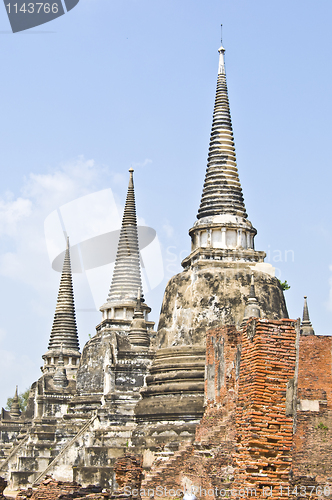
[133,40,287,459]
[0,168,156,490]
[0,37,331,499]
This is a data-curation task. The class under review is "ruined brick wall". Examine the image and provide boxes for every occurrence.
[292,335,332,488]
[204,326,240,406]
[141,321,332,500]
[15,478,105,499]
[16,478,85,499]
[234,318,297,498]
[198,326,240,439]
[114,453,143,495]
[182,326,240,492]
[292,411,332,486]
[297,336,332,406]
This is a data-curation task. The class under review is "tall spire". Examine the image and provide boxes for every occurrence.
[47,237,80,352]
[300,296,315,336]
[182,39,268,270]
[107,169,143,303]
[197,42,247,220]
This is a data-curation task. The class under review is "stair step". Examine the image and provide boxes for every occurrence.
[194,450,214,456]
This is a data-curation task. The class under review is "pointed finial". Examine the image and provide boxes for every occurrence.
[218,27,226,75]
[128,167,134,188]
[302,296,309,322]
[128,290,150,348]
[66,236,69,250]
[300,296,315,335]
[220,24,223,44]
[242,274,260,325]
[249,274,256,299]
[10,386,21,418]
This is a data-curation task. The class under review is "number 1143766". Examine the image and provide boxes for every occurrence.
[6,2,59,13]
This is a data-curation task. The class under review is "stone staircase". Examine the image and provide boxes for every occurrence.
[32,414,98,486]
[0,414,95,489]
[1,419,59,488]
[0,429,29,465]
[0,430,30,473]
[1,406,145,491]
[72,419,137,489]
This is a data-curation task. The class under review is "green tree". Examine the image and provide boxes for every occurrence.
[5,387,30,412]
[278,279,290,291]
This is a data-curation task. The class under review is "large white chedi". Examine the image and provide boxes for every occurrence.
[133,42,288,458]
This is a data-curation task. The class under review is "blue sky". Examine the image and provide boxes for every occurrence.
[0,0,332,406]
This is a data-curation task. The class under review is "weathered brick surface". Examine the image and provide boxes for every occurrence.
[204,325,240,409]
[140,320,332,500]
[297,336,332,406]
[114,454,143,496]
[292,410,332,483]
[15,478,104,500]
[291,335,332,493]
[233,319,297,498]
[13,462,144,500]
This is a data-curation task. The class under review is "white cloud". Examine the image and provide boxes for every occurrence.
[22,156,105,208]
[0,328,6,342]
[0,196,32,236]
[0,157,111,289]
[162,219,174,238]
[131,158,152,168]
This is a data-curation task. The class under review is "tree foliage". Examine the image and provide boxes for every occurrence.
[5,388,30,412]
[278,279,291,291]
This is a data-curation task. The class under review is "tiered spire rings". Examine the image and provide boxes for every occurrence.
[42,237,80,373]
[197,44,247,220]
[99,169,153,330]
[48,237,80,352]
[182,42,266,269]
[107,169,143,304]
